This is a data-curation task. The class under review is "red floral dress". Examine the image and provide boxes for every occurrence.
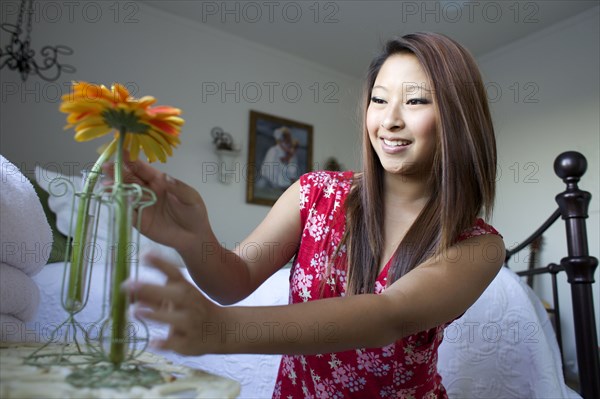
[273,171,500,399]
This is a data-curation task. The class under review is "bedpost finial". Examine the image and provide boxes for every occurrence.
[554,151,587,183]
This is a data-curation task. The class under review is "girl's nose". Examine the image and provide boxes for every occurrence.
[380,106,404,131]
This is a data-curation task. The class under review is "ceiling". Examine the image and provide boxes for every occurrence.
[147,1,599,78]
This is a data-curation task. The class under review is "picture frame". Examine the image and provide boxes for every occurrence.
[246,110,313,206]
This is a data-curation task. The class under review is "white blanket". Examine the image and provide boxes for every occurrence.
[0,263,40,322]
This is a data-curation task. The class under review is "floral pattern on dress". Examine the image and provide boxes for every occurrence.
[356,349,391,377]
[291,263,314,302]
[312,369,344,399]
[331,364,367,392]
[306,208,329,242]
[281,354,298,386]
[458,218,500,241]
[274,170,500,398]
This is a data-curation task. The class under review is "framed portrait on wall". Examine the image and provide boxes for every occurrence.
[246,110,313,206]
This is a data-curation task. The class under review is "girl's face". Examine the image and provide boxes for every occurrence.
[366,53,438,178]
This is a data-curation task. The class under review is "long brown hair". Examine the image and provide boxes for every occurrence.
[343,32,496,295]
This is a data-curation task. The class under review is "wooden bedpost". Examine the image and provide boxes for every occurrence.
[554,151,600,398]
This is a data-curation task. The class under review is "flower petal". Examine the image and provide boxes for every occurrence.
[147,105,182,116]
[112,84,130,102]
[136,96,157,108]
[146,129,173,156]
[128,134,141,162]
[74,125,113,142]
[138,134,166,163]
[74,116,106,130]
[148,119,180,136]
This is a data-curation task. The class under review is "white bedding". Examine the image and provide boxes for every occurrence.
[438,267,579,398]
[20,261,580,399]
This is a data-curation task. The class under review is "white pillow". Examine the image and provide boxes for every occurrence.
[34,166,185,268]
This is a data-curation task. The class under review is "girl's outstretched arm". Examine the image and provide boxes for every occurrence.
[104,154,303,305]
[127,233,505,356]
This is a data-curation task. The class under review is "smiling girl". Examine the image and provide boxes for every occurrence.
[115,32,504,398]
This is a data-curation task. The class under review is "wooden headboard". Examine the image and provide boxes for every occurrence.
[504,151,599,398]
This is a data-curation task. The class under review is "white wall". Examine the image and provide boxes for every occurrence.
[0,2,362,249]
[478,7,600,378]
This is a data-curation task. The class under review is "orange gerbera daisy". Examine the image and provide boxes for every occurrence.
[60,81,184,162]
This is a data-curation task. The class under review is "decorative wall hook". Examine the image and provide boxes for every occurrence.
[211,127,240,184]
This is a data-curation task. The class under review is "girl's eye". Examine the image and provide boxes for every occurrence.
[371,96,386,104]
[406,98,429,105]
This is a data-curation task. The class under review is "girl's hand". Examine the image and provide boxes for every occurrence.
[126,254,220,355]
[102,153,209,253]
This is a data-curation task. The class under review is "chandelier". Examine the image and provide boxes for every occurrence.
[0,0,75,82]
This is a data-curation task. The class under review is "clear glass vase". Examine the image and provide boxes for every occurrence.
[97,183,156,365]
[63,169,104,314]
[26,170,106,366]
[26,176,157,377]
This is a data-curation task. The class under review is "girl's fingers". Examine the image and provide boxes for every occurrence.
[162,174,202,206]
[103,158,200,206]
[135,306,198,355]
[101,151,157,185]
[134,304,186,326]
[150,325,197,355]
[122,157,160,185]
[101,161,145,187]
[151,336,192,354]
[123,255,214,355]
[124,280,188,308]
[143,254,186,281]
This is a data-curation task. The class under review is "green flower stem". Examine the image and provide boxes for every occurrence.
[67,139,117,310]
[110,131,129,366]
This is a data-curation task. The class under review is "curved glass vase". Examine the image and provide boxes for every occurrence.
[26,173,157,375]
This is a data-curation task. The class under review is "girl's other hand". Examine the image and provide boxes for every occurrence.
[125,254,220,355]
[102,152,209,253]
